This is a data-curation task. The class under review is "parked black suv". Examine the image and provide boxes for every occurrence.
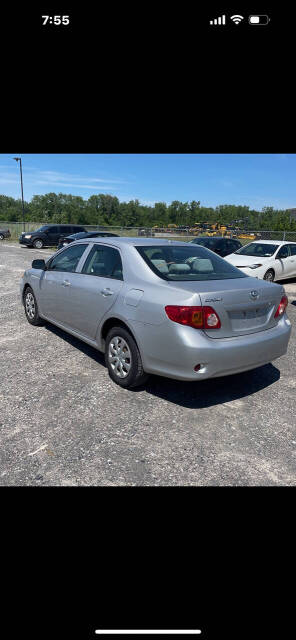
[19,224,86,249]
[0,227,11,240]
[189,236,242,257]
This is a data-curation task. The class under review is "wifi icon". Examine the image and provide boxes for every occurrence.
[230,14,244,24]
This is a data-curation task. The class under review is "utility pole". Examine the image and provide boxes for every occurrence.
[13,157,25,232]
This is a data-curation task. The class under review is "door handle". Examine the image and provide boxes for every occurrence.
[100,288,114,296]
[62,280,71,286]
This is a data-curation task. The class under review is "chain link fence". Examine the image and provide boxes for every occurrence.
[1,222,296,244]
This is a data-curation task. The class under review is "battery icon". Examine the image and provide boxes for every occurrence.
[248,15,270,25]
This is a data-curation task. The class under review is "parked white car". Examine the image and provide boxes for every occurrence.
[224,240,296,282]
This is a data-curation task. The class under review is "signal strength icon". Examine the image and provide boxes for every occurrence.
[209,14,226,25]
[230,15,244,24]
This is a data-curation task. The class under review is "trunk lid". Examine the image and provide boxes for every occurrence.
[171,277,285,338]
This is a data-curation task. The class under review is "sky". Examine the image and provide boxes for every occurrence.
[0,154,295,211]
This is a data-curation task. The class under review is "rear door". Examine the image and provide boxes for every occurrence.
[286,244,296,277]
[274,244,292,279]
[60,243,124,340]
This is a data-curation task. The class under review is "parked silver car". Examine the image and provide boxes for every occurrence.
[20,238,291,388]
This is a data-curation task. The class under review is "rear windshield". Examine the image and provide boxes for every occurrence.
[191,237,219,248]
[234,242,278,257]
[68,232,87,239]
[136,245,247,281]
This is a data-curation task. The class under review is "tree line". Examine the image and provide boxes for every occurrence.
[0,193,295,231]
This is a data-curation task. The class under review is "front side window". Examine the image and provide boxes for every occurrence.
[47,226,59,234]
[235,242,278,257]
[136,245,247,281]
[81,245,123,280]
[276,245,290,259]
[48,244,88,272]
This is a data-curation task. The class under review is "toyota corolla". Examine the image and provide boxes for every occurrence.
[20,238,291,388]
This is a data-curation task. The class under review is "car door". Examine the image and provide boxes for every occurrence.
[45,225,60,246]
[274,244,292,279]
[286,244,296,277]
[59,243,124,340]
[38,243,89,322]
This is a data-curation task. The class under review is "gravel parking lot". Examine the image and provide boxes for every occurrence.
[1,241,296,485]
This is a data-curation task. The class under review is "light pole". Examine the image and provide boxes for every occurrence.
[13,157,25,232]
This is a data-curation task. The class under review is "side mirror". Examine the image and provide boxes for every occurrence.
[32,259,46,270]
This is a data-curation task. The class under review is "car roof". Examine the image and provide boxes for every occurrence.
[72,237,191,247]
[248,239,296,244]
[193,236,238,240]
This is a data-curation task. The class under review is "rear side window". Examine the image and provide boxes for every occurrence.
[288,244,296,256]
[136,245,247,281]
[60,226,72,234]
[47,244,88,272]
[81,245,123,280]
[226,240,238,253]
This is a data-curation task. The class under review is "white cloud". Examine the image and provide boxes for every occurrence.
[0,166,130,198]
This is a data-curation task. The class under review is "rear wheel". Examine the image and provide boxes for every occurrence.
[263,269,275,282]
[0,234,4,240]
[23,286,44,326]
[33,238,44,249]
[105,326,148,388]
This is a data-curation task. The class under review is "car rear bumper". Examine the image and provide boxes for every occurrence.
[133,315,292,381]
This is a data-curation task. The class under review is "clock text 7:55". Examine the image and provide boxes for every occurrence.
[42,16,70,25]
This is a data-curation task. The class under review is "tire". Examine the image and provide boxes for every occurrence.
[263,269,275,282]
[33,238,44,249]
[0,234,4,240]
[105,326,149,388]
[23,286,45,326]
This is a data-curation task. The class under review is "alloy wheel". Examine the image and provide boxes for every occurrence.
[25,292,36,319]
[264,270,274,282]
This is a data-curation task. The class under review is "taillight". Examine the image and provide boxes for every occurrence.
[165,305,221,329]
[274,295,288,318]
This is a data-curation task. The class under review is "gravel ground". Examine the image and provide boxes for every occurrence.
[1,241,296,486]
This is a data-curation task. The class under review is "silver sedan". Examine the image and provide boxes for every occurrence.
[20,237,291,388]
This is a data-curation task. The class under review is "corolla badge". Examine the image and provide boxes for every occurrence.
[250,290,259,300]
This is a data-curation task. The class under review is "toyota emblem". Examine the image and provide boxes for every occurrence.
[250,290,259,300]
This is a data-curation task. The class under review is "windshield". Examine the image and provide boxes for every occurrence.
[34,226,50,232]
[234,242,278,257]
[136,245,247,281]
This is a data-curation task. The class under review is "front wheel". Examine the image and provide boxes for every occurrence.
[33,238,44,249]
[0,234,4,240]
[23,286,44,326]
[263,269,275,282]
[105,326,149,388]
